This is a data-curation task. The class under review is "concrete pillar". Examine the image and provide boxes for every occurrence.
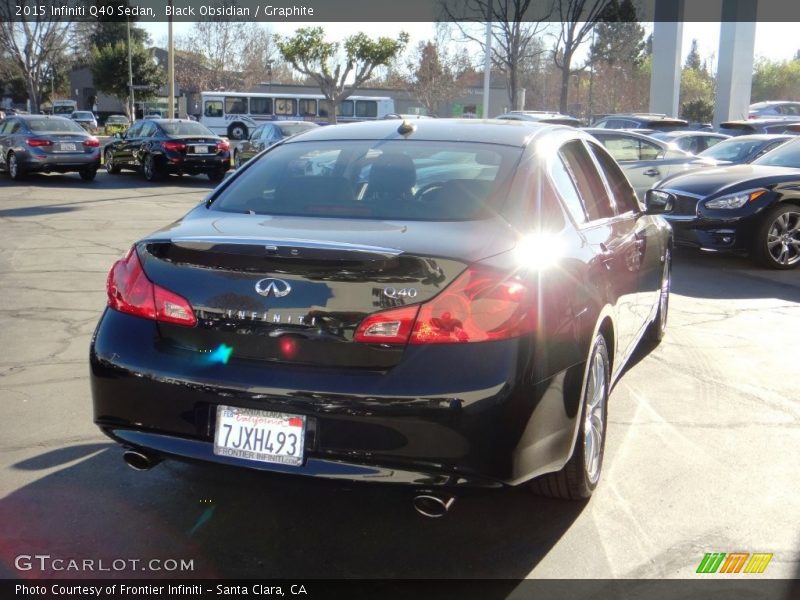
[714,0,758,125]
[649,0,684,117]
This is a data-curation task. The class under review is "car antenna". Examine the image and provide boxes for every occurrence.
[397,119,416,136]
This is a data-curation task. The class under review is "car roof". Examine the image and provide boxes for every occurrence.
[14,114,73,121]
[714,133,793,141]
[652,130,726,138]
[281,118,568,147]
[721,118,800,125]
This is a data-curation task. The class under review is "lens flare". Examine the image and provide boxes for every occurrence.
[208,344,233,365]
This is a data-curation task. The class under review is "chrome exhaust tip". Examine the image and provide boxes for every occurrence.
[122,450,159,471]
[413,493,455,518]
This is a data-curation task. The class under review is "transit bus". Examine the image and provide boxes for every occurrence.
[199,91,395,139]
[52,99,78,115]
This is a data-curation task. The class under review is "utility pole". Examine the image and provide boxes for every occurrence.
[482,17,492,118]
[127,18,135,122]
[168,0,175,119]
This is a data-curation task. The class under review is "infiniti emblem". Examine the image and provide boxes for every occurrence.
[254,278,292,298]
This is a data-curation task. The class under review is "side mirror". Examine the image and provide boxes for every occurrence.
[644,190,674,215]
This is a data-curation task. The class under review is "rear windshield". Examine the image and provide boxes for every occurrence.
[107,116,129,124]
[160,121,215,136]
[645,121,687,131]
[276,123,317,137]
[699,138,776,162]
[718,124,755,136]
[211,140,522,221]
[28,118,85,133]
[73,112,94,119]
[753,138,800,167]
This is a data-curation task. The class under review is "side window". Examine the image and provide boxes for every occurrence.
[250,126,264,141]
[204,101,223,118]
[337,100,354,118]
[8,120,22,134]
[596,134,639,161]
[126,122,142,137]
[355,100,377,118]
[225,97,247,115]
[638,138,662,160]
[298,99,317,117]
[559,141,614,221]
[250,97,272,116]
[263,125,275,140]
[550,154,587,224]
[139,122,156,138]
[587,141,641,215]
[275,98,296,116]
[704,136,725,150]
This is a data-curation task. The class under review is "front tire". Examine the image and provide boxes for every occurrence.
[227,123,248,141]
[645,249,671,343]
[753,204,800,269]
[529,334,610,500]
[233,150,242,169]
[105,149,121,174]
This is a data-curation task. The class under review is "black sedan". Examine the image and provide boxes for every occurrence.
[0,115,101,180]
[233,121,318,169]
[696,134,792,165]
[104,119,230,182]
[647,136,800,269]
[91,120,672,515]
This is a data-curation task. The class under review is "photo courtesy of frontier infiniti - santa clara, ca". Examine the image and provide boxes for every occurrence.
[90,118,672,517]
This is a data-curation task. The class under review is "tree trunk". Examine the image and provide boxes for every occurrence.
[559,50,572,115]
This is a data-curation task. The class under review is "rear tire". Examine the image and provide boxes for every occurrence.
[79,168,97,182]
[752,204,800,269]
[7,152,24,180]
[142,153,162,182]
[529,334,610,500]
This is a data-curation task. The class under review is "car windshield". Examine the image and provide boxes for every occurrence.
[699,138,775,162]
[160,121,214,136]
[211,139,522,221]
[28,118,86,133]
[752,138,800,167]
[276,123,316,137]
[73,112,94,119]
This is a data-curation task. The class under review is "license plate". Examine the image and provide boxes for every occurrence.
[58,143,77,152]
[193,145,209,154]
[213,406,305,466]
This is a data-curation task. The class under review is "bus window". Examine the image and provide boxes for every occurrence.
[225,97,248,115]
[355,100,377,118]
[205,100,223,118]
[250,97,273,115]
[299,99,317,117]
[275,98,297,116]
[337,100,354,118]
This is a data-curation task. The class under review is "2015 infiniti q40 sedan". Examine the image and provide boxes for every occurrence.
[90,119,672,513]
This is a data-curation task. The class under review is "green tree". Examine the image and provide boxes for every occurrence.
[751,58,800,102]
[679,45,715,123]
[684,39,702,71]
[277,27,409,124]
[91,40,163,117]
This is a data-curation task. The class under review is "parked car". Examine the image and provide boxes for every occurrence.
[590,113,688,131]
[143,111,163,119]
[69,110,98,132]
[233,121,319,168]
[718,118,800,136]
[696,134,793,165]
[646,136,800,269]
[586,128,714,199]
[495,111,582,127]
[91,119,672,513]
[649,130,729,154]
[104,114,130,136]
[0,114,100,181]
[748,101,800,119]
[103,118,230,182]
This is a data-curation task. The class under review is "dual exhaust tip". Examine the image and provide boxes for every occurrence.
[122,451,455,517]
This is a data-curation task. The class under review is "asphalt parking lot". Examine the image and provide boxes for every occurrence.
[0,171,798,585]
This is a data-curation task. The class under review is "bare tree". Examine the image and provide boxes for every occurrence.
[0,1,72,112]
[407,25,473,116]
[552,0,613,114]
[445,0,551,111]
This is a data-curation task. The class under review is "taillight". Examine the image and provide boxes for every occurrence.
[354,267,535,345]
[107,247,196,326]
[26,138,52,147]
[161,141,187,152]
[83,137,100,147]
[215,140,230,152]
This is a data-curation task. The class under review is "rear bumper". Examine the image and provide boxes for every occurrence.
[91,309,584,488]
[161,153,230,174]
[19,149,100,172]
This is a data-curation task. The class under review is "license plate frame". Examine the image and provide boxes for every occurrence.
[213,405,305,466]
[192,145,209,154]
[58,142,77,152]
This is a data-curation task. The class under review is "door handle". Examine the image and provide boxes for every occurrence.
[643,168,660,177]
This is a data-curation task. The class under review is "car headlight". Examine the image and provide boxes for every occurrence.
[704,188,768,209]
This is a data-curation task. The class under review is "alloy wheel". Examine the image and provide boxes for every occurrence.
[8,153,18,179]
[766,210,800,266]
[583,348,607,485]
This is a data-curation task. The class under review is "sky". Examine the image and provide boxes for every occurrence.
[142,21,800,73]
